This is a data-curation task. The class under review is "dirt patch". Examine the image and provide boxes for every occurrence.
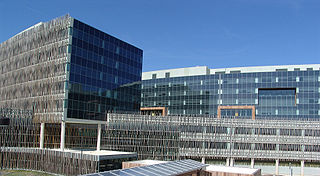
[0,170,54,176]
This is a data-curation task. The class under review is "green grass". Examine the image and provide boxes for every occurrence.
[0,170,55,176]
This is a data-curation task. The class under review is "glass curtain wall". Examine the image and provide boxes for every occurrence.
[142,69,320,119]
[67,19,143,121]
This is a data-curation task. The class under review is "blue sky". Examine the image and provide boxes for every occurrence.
[0,0,319,72]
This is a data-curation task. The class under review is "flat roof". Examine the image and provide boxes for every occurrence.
[1,147,137,161]
[51,148,137,161]
[125,160,169,165]
[206,165,260,174]
[82,159,208,176]
[142,64,320,80]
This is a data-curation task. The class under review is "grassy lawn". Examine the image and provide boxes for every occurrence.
[0,170,54,176]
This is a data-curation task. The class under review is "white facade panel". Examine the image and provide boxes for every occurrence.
[143,64,320,80]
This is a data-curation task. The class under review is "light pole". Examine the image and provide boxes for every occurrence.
[289,162,293,176]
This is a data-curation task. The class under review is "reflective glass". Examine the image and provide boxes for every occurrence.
[142,69,320,119]
[67,19,143,121]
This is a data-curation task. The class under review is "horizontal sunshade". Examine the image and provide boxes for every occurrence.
[81,159,207,176]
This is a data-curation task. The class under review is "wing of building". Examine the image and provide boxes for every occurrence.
[0,15,143,123]
[141,65,320,119]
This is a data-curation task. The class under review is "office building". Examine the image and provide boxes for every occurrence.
[0,15,142,150]
[0,15,142,124]
[141,65,320,119]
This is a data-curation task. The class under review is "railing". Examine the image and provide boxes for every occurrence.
[105,113,320,161]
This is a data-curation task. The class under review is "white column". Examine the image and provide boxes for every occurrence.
[301,160,304,176]
[40,123,45,149]
[201,157,205,164]
[251,158,254,169]
[60,121,66,151]
[275,159,279,175]
[226,158,230,166]
[230,158,234,167]
[97,124,101,151]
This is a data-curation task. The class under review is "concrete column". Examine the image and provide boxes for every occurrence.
[275,159,279,175]
[230,158,234,167]
[251,143,255,150]
[201,157,205,164]
[40,123,45,149]
[301,160,304,176]
[97,124,101,151]
[227,143,231,150]
[60,121,66,151]
[276,129,280,151]
[251,158,254,169]
[302,129,305,152]
[226,158,230,166]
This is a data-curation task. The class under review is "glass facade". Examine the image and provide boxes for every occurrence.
[142,68,320,119]
[0,15,142,123]
[67,19,143,121]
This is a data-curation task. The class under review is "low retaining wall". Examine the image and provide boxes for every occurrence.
[0,147,98,175]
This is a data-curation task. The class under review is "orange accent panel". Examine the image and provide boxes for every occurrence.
[217,105,255,120]
[140,107,167,116]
